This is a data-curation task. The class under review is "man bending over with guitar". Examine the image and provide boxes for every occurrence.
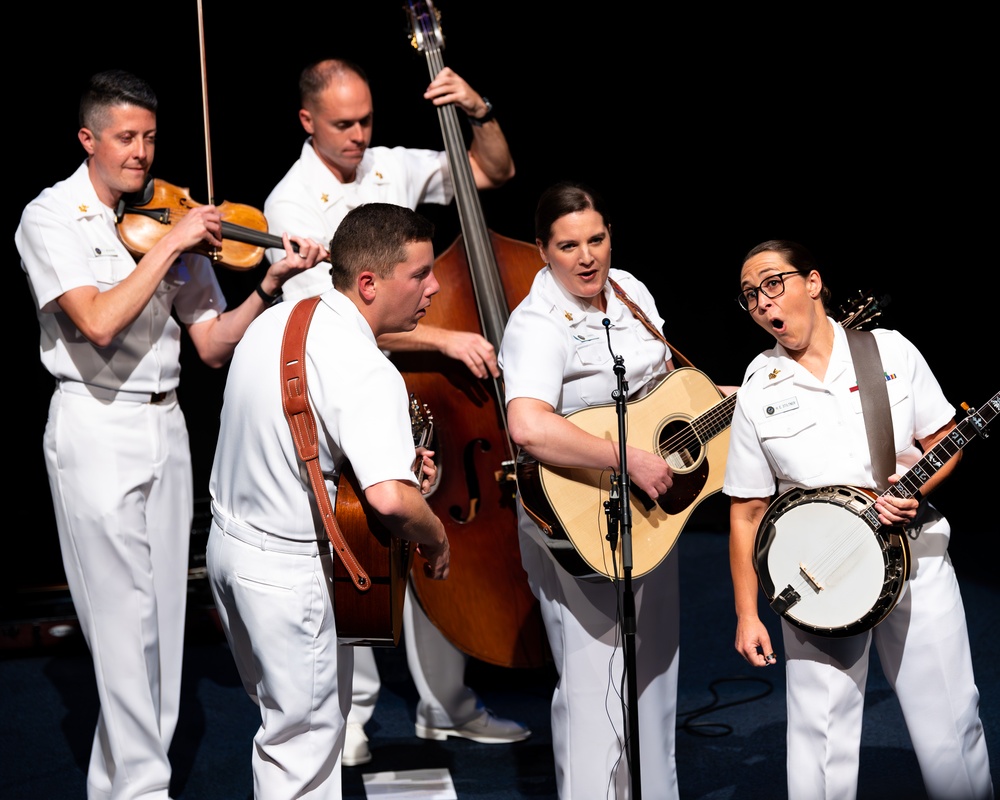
[724,239,993,800]
[207,203,450,798]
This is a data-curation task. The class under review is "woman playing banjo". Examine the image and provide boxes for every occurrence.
[723,239,993,800]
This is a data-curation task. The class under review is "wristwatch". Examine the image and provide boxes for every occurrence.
[255,282,282,305]
[468,97,494,127]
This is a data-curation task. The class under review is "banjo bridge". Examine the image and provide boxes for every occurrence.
[799,563,824,592]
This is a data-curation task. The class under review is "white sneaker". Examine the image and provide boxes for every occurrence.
[415,709,531,744]
[342,721,372,767]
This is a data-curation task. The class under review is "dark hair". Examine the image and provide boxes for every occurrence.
[329,203,435,290]
[743,239,832,308]
[534,181,611,246]
[299,58,369,108]
[79,70,157,132]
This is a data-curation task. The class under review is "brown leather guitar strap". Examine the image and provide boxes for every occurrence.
[846,329,895,492]
[280,296,371,591]
[608,278,696,369]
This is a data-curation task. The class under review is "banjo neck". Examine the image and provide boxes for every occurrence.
[870,390,999,529]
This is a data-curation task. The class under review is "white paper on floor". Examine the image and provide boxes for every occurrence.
[362,768,457,799]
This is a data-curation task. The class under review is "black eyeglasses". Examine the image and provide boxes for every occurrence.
[737,271,802,311]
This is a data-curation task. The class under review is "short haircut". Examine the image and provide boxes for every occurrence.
[299,58,369,109]
[329,203,435,290]
[79,69,158,134]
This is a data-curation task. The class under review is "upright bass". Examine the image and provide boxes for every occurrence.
[398,0,547,669]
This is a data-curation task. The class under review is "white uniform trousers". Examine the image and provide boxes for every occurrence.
[45,387,191,800]
[783,509,994,800]
[207,516,354,799]
[517,506,681,800]
[347,579,480,729]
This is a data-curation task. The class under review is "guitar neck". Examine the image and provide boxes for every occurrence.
[880,390,999,507]
[691,389,739,444]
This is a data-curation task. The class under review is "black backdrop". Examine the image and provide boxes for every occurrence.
[11,4,995,593]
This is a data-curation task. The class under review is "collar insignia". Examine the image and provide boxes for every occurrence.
[78,204,88,213]
[375,171,383,179]
[320,193,329,203]
[564,311,573,321]
[769,369,781,380]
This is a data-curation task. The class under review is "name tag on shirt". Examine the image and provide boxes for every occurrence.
[764,397,800,416]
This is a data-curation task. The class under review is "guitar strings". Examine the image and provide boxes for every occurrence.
[652,393,739,466]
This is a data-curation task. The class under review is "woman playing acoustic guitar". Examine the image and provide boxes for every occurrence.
[499,181,736,799]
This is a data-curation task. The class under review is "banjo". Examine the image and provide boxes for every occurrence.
[755,389,998,637]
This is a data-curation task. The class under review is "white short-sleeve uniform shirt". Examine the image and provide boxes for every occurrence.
[264,140,451,303]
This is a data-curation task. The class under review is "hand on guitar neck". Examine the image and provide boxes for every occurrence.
[414,446,438,497]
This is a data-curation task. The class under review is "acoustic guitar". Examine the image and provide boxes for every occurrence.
[332,395,432,646]
[516,292,889,582]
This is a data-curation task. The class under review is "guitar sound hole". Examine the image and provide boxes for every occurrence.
[656,420,708,515]
[659,421,702,472]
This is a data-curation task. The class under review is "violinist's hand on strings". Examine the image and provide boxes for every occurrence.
[268,233,327,282]
[166,203,223,254]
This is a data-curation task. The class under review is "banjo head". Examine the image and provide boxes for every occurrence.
[754,485,909,637]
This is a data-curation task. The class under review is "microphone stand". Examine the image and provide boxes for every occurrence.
[602,318,641,798]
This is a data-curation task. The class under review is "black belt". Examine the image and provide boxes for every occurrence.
[58,382,176,404]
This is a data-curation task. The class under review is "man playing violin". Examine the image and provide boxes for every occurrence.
[263,57,529,766]
[15,69,326,800]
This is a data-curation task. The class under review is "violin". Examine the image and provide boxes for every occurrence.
[115,177,323,271]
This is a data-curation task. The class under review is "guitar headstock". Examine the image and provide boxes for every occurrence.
[405,0,444,54]
[409,393,435,448]
[836,290,892,331]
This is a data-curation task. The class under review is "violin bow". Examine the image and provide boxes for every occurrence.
[196,0,215,206]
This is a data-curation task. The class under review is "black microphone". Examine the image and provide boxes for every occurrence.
[603,317,627,387]
[603,318,614,356]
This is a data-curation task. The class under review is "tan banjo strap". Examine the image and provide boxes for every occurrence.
[280,296,371,592]
[845,329,895,492]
